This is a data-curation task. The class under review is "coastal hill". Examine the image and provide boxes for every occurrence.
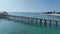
[42,11,60,14]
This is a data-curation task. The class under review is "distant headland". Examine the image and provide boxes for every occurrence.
[42,11,60,14]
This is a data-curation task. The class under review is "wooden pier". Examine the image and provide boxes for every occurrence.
[0,12,59,28]
[2,14,59,27]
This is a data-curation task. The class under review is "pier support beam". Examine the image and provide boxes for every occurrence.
[56,21,58,27]
[40,19,42,25]
[44,20,47,26]
[50,20,51,26]
[36,19,38,25]
[30,18,34,24]
[20,17,23,23]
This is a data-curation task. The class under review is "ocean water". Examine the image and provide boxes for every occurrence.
[0,12,60,34]
[0,19,60,34]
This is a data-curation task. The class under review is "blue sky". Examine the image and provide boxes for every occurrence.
[0,0,60,12]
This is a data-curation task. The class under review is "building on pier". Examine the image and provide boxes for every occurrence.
[0,11,8,18]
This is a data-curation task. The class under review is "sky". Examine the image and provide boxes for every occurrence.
[0,0,60,12]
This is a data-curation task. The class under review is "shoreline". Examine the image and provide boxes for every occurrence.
[42,12,60,16]
[47,13,60,16]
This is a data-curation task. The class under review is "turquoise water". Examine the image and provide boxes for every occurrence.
[0,19,60,34]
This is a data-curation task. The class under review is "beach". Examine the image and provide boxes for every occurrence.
[49,13,60,16]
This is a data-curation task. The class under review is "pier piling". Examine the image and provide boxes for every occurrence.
[44,20,47,26]
[50,20,51,26]
[40,19,42,25]
[56,21,58,27]
[36,19,38,25]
